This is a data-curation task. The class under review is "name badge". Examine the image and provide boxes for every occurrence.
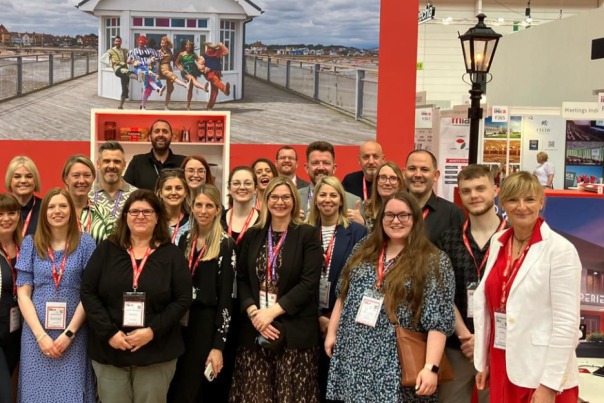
[355,295,383,327]
[494,311,507,350]
[319,277,330,309]
[123,292,146,328]
[45,302,67,330]
[180,310,190,327]
[259,290,277,309]
[10,306,21,333]
[192,287,198,300]
[467,283,477,318]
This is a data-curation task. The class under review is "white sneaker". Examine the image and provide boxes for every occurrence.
[164,106,170,111]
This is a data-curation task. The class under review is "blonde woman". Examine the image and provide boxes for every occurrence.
[169,184,237,402]
[533,152,555,188]
[4,156,42,236]
[230,177,323,402]
[158,36,189,111]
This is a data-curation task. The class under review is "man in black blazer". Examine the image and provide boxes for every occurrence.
[341,141,385,201]
[275,146,309,189]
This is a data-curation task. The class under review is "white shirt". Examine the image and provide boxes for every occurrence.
[533,161,555,186]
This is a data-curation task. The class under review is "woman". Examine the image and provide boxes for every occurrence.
[4,156,42,236]
[495,162,507,187]
[222,166,260,245]
[326,191,455,402]
[181,155,215,196]
[15,188,96,403]
[230,177,323,402]
[533,152,555,188]
[80,189,192,403]
[351,161,405,232]
[305,176,367,401]
[251,158,278,211]
[169,185,237,403]
[175,40,209,110]
[473,172,580,403]
[62,154,114,244]
[0,194,23,403]
[155,169,191,245]
[158,36,189,111]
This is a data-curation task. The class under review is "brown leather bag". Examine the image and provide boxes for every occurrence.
[387,310,455,387]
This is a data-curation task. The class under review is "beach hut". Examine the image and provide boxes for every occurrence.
[77,0,262,103]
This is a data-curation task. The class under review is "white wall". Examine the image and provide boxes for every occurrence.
[416,0,599,108]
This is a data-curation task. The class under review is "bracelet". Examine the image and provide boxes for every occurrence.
[248,308,258,318]
[36,333,48,343]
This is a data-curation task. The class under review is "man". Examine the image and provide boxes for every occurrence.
[200,42,230,110]
[89,141,137,224]
[124,120,186,191]
[128,35,164,110]
[275,146,309,189]
[342,141,385,200]
[437,165,508,403]
[404,150,465,243]
[108,36,137,109]
[298,141,360,217]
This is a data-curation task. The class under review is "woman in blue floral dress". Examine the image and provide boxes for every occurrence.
[325,192,455,403]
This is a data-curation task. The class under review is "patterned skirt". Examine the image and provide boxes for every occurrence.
[229,346,319,403]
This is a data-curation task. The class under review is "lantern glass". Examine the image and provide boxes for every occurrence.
[473,38,497,72]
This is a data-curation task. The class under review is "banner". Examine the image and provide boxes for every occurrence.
[437,117,469,202]
[414,128,434,152]
[521,116,565,189]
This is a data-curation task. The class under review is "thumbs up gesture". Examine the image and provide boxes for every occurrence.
[347,200,365,225]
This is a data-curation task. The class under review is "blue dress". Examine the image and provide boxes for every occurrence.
[326,249,455,403]
[15,234,97,403]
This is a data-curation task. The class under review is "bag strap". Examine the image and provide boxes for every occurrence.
[386,305,399,326]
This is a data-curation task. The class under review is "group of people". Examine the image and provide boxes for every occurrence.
[0,123,582,403]
[108,35,230,111]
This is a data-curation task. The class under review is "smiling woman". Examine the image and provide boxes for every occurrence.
[155,169,191,245]
[4,156,42,237]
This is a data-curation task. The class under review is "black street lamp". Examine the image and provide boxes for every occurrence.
[459,13,502,164]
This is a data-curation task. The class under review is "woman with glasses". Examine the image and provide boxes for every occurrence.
[62,155,114,244]
[181,156,215,197]
[230,177,323,402]
[4,156,42,236]
[326,192,455,402]
[80,190,192,403]
[305,176,367,401]
[223,167,260,246]
[0,194,23,403]
[155,170,191,245]
[251,158,278,211]
[169,185,237,403]
[15,188,97,403]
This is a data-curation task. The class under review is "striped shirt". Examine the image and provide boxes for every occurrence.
[88,180,137,226]
[321,225,336,276]
[79,203,115,245]
[127,46,160,66]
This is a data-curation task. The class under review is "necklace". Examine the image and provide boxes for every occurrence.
[513,233,531,257]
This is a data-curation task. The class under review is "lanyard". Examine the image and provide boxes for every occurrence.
[321,227,337,277]
[188,238,207,277]
[170,213,183,244]
[78,200,93,234]
[21,198,36,237]
[363,177,368,200]
[267,227,288,281]
[500,235,531,310]
[422,208,429,220]
[376,244,399,287]
[94,190,123,218]
[1,243,19,297]
[255,196,262,211]
[307,187,313,211]
[228,208,255,244]
[462,219,507,278]
[128,246,152,291]
[47,244,69,292]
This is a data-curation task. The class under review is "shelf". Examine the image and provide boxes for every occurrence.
[97,141,225,146]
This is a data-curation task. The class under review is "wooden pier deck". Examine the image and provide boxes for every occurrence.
[0,73,376,145]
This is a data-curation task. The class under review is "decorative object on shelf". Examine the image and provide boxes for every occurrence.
[207,120,215,142]
[104,121,117,141]
[198,120,207,142]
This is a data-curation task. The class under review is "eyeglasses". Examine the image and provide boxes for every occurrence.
[382,212,412,223]
[231,181,254,188]
[377,175,400,184]
[268,194,293,203]
[277,156,296,161]
[128,209,155,217]
[185,168,206,175]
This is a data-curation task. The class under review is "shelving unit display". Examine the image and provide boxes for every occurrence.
[90,109,231,202]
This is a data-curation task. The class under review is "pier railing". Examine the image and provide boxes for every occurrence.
[245,55,377,125]
[0,51,98,101]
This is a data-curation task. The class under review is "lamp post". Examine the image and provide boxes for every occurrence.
[459,14,502,164]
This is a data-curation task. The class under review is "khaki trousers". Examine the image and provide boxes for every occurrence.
[438,347,489,403]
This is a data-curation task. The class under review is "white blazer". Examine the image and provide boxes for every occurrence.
[473,222,581,392]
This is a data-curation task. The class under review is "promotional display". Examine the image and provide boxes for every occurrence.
[436,117,469,202]
[481,115,522,176]
[414,106,434,152]
[564,120,604,189]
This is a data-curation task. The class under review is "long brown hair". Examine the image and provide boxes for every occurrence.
[365,161,406,221]
[339,191,440,325]
[33,188,81,259]
[0,193,23,247]
[154,169,190,214]
[186,185,224,261]
[181,155,215,186]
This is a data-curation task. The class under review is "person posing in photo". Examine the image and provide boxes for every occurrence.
[175,40,209,111]
[158,36,190,111]
[4,156,42,236]
[155,169,191,246]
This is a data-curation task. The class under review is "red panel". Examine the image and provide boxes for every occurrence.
[545,189,604,199]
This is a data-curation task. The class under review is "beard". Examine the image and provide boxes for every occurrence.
[468,199,495,217]
[151,137,171,151]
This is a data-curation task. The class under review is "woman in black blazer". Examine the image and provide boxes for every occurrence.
[306,176,367,402]
[229,177,323,403]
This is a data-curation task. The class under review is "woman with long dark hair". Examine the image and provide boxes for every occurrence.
[155,169,191,245]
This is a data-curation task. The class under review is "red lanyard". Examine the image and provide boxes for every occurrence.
[321,227,337,276]
[500,235,531,310]
[422,208,429,220]
[293,176,298,185]
[267,227,287,281]
[47,244,69,292]
[1,243,19,296]
[188,238,207,277]
[462,219,507,277]
[78,200,93,234]
[362,177,368,200]
[21,198,36,237]
[376,244,399,287]
[228,208,255,244]
[128,246,152,291]
[171,213,183,244]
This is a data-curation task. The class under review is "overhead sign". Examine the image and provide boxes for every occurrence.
[419,5,436,25]
[492,106,509,122]
[415,107,433,129]
[561,102,604,120]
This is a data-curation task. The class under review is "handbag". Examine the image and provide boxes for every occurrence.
[387,310,455,387]
[255,320,286,352]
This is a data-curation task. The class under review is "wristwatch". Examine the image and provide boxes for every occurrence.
[64,329,75,339]
[425,363,440,374]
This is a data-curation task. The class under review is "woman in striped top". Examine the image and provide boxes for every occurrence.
[62,155,113,244]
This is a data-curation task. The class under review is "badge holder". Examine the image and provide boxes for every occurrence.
[493,309,507,350]
[45,301,67,330]
[259,274,277,310]
[10,304,21,333]
[466,282,478,319]
[319,274,330,310]
[123,292,146,328]
[180,287,198,327]
[355,288,383,328]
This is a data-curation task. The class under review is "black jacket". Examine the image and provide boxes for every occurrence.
[123,149,186,191]
[237,223,323,349]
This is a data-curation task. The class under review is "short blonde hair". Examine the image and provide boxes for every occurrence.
[61,155,96,185]
[306,176,350,228]
[537,152,548,162]
[257,177,301,228]
[5,156,41,193]
[499,171,545,205]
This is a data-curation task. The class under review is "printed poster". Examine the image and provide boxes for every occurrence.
[437,117,469,203]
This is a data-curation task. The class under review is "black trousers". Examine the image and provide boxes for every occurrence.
[115,67,133,98]
[0,331,21,403]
